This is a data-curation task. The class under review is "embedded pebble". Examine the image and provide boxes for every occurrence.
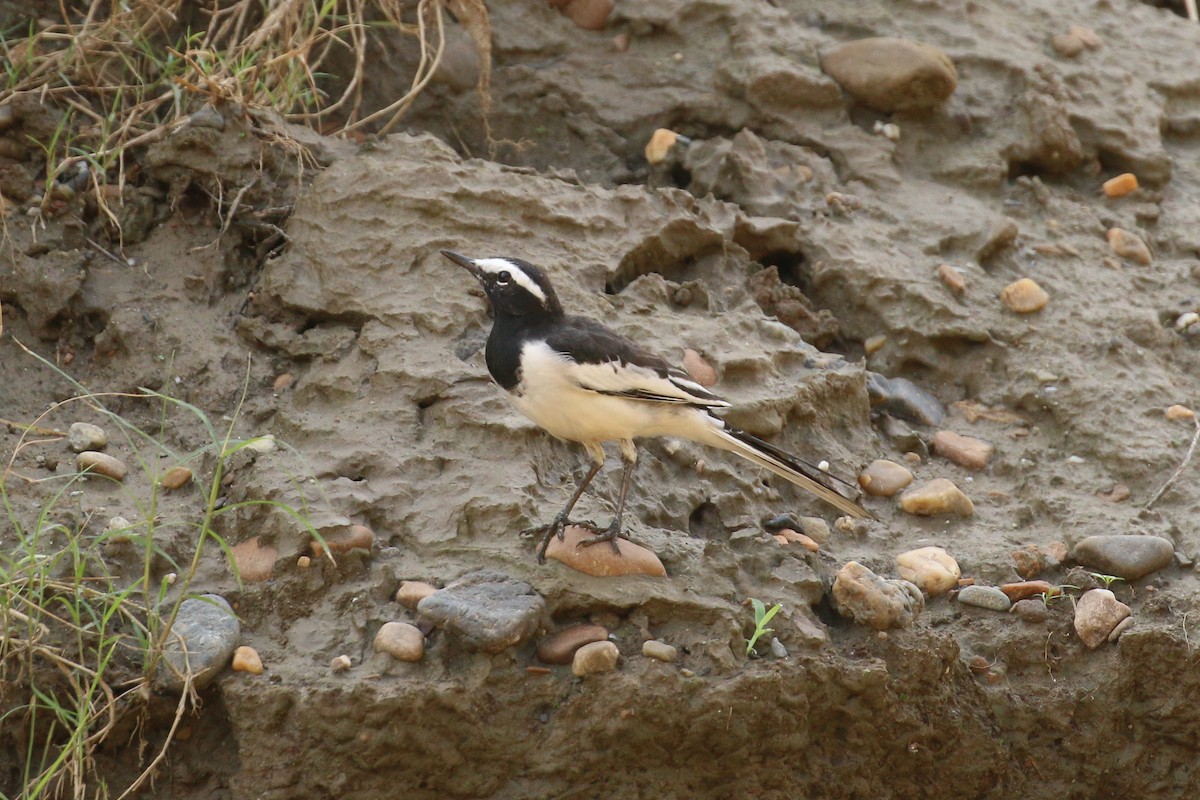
[1074,589,1131,649]
[682,348,718,387]
[374,622,425,662]
[864,334,887,355]
[1012,598,1050,623]
[311,524,374,557]
[819,37,957,112]
[537,624,609,665]
[156,594,240,692]
[417,570,545,653]
[865,373,945,426]
[932,430,994,470]
[1106,228,1151,265]
[796,516,831,544]
[297,555,312,568]
[937,264,966,294]
[572,640,620,676]
[272,372,295,391]
[1051,32,1086,57]
[68,422,108,452]
[330,654,352,672]
[1069,24,1103,48]
[561,0,612,30]
[395,580,438,610]
[161,465,193,490]
[857,459,914,497]
[775,528,820,551]
[645,128,681,164]
[1103,173,1138,198]
[1166,404,1195,421]
[957,585,1012,612]
[825,191,862,215]
[899,478,974,516]
[545,525,667,577]
[1000,278,1049,313]
[642,640,678,663]
[229,537,277,582]
[832,561,924,631]
[769,638,788,658]
[104,516,134,543]
[1176,312,1200,334]
[232,645,264,674]
[1108,616,1134,642]
[1000,580,1053,603]
[1071,535,1173,580]
[77,451,128,481]
[245,434,276,453]
[896,546,961,596]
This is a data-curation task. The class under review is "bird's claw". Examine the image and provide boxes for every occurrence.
[527,514,597,563]
[578,520,624,556]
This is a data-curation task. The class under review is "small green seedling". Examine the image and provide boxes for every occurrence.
[1089,572,1125,591]
[746,598,783,656]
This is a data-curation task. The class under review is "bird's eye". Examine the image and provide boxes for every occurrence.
[496,271,511,285]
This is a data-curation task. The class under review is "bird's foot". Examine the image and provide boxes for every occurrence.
[525,514,598,564]
[578,519,624,556]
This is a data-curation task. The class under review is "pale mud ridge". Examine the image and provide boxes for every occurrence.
[3,0,1200,797]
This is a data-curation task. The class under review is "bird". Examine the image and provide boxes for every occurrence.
[441,249,869,562]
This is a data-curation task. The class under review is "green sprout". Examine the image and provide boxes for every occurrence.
[1089,572,1125,591]
[746,598,782,656]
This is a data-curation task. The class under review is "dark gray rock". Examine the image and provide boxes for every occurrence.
[155,594,240,692]
[1071,535,1173,580]
[417,570,545,653]
[866,372,946,426]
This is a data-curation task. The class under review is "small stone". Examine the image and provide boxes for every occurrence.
[776,528,820,551]
[330,654,352,672]
[825,191,862,215]
[1071,535,1174,580]
[819,37,957,112]
[792,611,829,648]
[1000,278,1049,313]
[896,546,961,596]
[937,264,966,295]
[932,430,994,470]
[642,640,678,662]
[682,348,718,387]
[1178,312,1200,333]
[1108,616,1134,642]
[1106,228,1151,265]
[832,561,924,631]
[1000,580,1053,602]
[77,451,128,481]
[1012,598,1050,623]
[1097,483,1131,503]
[373,622,425,662]
[232,645,264,674]
[395,580,438,610]
[572,640,620,676]
[1068,25,1103,48]
[545,525,667,577]
[899,478,974,516]
[273,372,295,391]
[957,585,1012,612]
[858,459,914,497]
[1051,32,1086,58]
[611,32,630,52]
[161,466,193,490]
[1166,404,1195,421]
[68,422,107,452]
[903,452,922,464]
[297,555,312,569]
[561,0,612,30]
[245,434,276,453]
[311,524,374,557]
[537,624,609,665]
[417,570,546,653]
[1011,546,1048,578]
[1074,588,1131,648]
[156,595,240,692]
[864,334,887,355]
[104,516,134,544]
[865,372,945,426]
[188,105,225,130]
[796,516,831,544]
[1102,173,1139,198]
[645,128,681,164]
[229,537,277,582]
[769,638,788,658]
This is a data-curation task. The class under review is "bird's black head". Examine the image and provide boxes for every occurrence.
[441,250,564,318]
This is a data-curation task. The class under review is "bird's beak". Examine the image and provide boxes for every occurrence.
[440,249,482,280]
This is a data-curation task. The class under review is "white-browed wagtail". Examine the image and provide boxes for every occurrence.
[442,250,869,562]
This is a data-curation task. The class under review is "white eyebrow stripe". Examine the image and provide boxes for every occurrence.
[474,257,547,304]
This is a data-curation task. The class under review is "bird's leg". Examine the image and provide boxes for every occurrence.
[580,442,637,556]
[529,448,605,563]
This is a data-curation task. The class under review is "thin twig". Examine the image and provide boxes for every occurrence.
[1144,414,1200,510]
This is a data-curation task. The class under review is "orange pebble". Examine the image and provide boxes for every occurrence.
[1102,173,1138,198]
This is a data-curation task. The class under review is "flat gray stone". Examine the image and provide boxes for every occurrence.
[1072,535,1174,580]
[417,570,545,653]
[957,585,1012,612]
[155,594,240,692]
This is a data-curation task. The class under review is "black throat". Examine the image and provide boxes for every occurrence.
[484,307,561,391]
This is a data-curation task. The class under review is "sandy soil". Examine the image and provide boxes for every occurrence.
[4,0,1200,797]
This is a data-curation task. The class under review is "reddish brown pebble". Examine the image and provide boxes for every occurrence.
[395,580,438,609]
[1166,404,1195,421]
[968,655,990,673]
[312,524,374,557]
[1102,173,1138,198]
[229,537,278,582]
[937,264,966,294]
[1106,228,1151,265]
[273,372,295,391]
[932,430,994,470]
[899,478,974,517]
[1000,278,1049,313]
[1011,546,1047,579]
[527,666,553,675]
[537,624,609,665]
[161,465,193,490]
[777,528,820,552]
[545,525,666,577]
[562,0,613,30]
[232,645,264,674]
[1000,580,1052,603]
[77,451,128,481]
[858,459,914,497]
[682,348,718,387]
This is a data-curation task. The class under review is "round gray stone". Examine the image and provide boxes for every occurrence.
[1071,535,1174,580]
[155,594,240,692]
[417,569,546,654]
[957,585,1012,612]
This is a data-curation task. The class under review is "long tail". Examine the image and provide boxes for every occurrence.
[700,423,870,519]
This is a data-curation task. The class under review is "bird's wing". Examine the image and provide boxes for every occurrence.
[544,316,730,409]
